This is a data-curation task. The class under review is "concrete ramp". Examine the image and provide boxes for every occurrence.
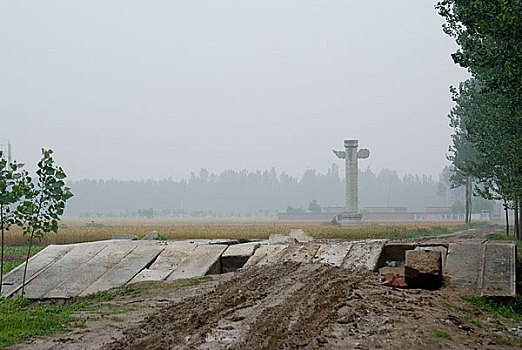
[130,243,197,283]
[19,242,109,299]
[80,244,165,296]
[1,244,74,298]
[166,244,228,281]
[46,243,137,298]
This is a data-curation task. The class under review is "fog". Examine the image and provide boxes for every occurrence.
[1,0,468,181]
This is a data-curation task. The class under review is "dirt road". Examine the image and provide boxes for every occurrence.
[10,226,521,349]
[13,262,519,350]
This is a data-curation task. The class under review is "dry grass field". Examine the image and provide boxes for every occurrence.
[1,217,469,246]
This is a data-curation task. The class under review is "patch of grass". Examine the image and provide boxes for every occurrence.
[0,297,84,349]
[461,295,522,321]
[2,245,46,256]
[236,237,251,244]
[1,261,23,275]
[254,243,261,251]
[495,334,522,345]
[0,277,210,349]
[433,329,452,340]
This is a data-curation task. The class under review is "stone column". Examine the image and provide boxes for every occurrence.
[333,139,370,225]
[344,139,359,214]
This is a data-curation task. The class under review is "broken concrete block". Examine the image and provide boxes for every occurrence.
[268,234,297,245]
[405,250,442,276]
[415,245,448,268]
[289,229,314,243]
[112,233,138,240]
[405,250,442,289]
[142,231,160,240]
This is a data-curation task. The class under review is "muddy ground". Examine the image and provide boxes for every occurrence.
[11,259,521,350]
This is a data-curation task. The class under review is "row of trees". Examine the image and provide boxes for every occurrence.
[438,0,522,237]
[0,149,72,296]
[65,165,492,218]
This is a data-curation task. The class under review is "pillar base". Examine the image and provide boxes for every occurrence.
[340,212,363,226]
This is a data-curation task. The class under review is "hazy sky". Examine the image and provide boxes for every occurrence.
[0,0,468,180]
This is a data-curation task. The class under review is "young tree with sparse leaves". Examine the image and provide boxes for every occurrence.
[14,149,73,296]
[0,152,25,295]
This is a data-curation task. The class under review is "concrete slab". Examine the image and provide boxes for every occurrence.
[289,229,314,243]
[130,243,197,283]
[1,244,74,298]
[280,245,320,264]
[166,244,228,281]
[268,234,297,245]
[480,241,516,297]
[221,243,258,273]
[242,245,286,268]
[343,242,385,271]
[20,242,109,299]
[312,244,352,266]
[445,242,482,289]
[80,245,165,296]
[45,243,137,298]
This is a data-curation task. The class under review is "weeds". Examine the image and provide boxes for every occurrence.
[432,329,452,340]
[461,295,522,321]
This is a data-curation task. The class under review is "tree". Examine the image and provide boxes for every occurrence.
[437,0,522,238]
[447,79,482,225]
[14,149,73,296]
[0,152,25,295]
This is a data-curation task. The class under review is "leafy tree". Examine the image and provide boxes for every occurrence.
[0,153,25,295]
[14,149,73,296]
[447,79,482,225]
[437,0,522,237]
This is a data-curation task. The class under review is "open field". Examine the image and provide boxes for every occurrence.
[0,217,474,246]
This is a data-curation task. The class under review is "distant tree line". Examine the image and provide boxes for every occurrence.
[65,165,493,218]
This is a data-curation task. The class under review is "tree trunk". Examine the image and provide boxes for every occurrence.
[21,229,35,298]
[505,203,509,237]
[0,204,4,295]
[514,202,520,240]
[515,201,522,239]
[518,201,522,240]
[465,175,472,225]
